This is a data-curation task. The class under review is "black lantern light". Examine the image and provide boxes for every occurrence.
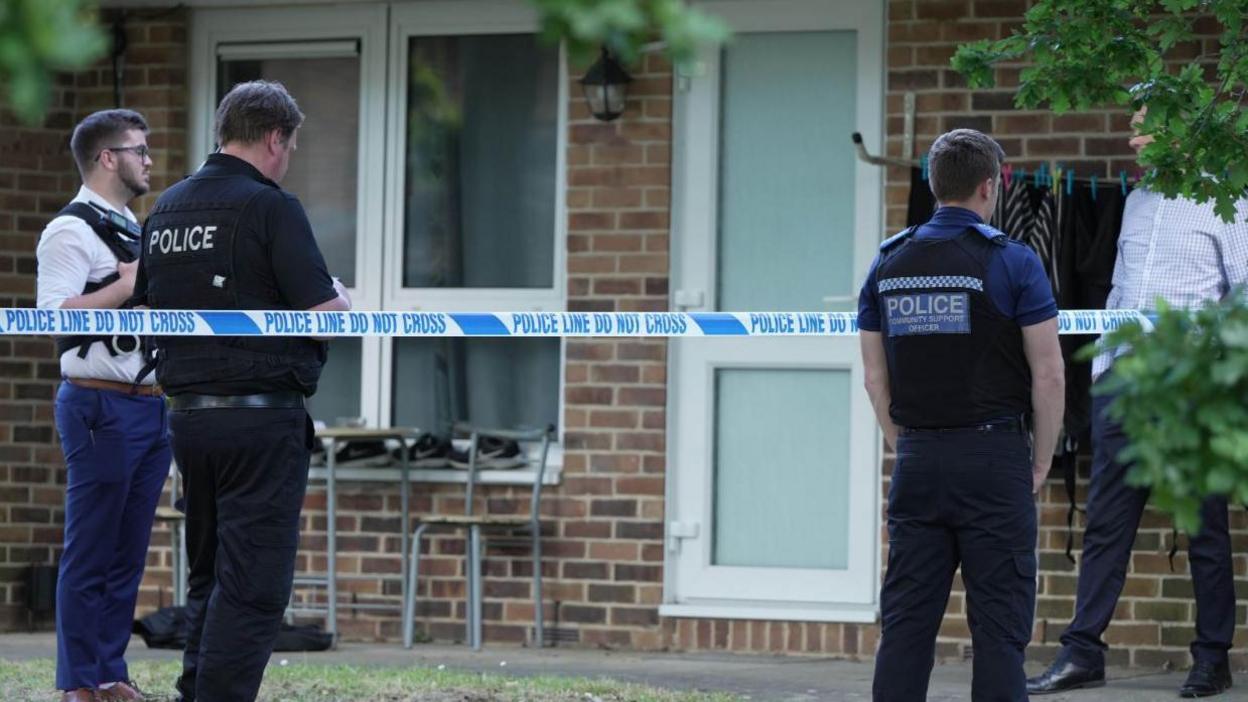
[580,47,632,122]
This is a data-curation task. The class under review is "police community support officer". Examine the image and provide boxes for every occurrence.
[132,81,350,702]
[37,109,170,702]
[858,129,1065,701]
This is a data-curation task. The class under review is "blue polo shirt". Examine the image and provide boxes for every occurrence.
[857,206,1057,331]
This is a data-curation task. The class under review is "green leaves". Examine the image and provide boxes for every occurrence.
[1094,295,1248,531]
[0,0,107,125]
[531,0,730,69]
[951,0,1248,223]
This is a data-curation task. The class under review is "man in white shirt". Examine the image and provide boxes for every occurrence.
[36,109,171,702]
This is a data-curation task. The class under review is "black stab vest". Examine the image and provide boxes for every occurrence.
[53,202,142,359]
[141,169,325,395]
[876,225,1031,428]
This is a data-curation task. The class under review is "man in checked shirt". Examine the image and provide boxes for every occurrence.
[1029,109,1248,697]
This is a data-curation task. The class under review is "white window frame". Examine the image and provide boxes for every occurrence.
[379,1,568,460]
[189,2,568,477]
[382,0,569,314]
[189,3,389,426]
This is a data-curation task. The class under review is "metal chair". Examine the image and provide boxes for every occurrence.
[402,423,554,650]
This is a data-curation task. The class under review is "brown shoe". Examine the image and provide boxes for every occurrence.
[96,682,146,701]
[61,689,97,702]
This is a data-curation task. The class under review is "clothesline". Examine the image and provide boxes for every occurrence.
[850,132,1141,194]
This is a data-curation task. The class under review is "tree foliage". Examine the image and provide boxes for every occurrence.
[952,0,1248,222]
[0,0,107,125]
[1084,298,1248,531]
[530,0,730,67]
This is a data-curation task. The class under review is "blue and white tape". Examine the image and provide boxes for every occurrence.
[0,308,1152,337]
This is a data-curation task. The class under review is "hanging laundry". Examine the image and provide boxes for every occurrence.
[999,169,1032,241]
[905,166,937,227]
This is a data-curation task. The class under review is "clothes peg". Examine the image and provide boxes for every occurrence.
[1066,167,1074,195]
[1120,170,1128,195]
[920,154,929,181]
[1090,174,1098,201]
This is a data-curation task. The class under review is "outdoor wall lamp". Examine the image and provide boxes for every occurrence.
[580,47,633,122]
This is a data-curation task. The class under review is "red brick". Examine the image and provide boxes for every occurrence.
[591,187,642,208]
[588,409,638,427]
[589,454,641,473]
[593,234,643,252]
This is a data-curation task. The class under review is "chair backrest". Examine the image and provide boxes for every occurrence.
[452,422,555,520]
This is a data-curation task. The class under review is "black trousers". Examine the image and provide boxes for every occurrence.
[873,429,1037,702]
[170,407,312,702]
[1060,388,1235,667]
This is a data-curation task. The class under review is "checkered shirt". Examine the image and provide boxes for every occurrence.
[1094,188,1248,379]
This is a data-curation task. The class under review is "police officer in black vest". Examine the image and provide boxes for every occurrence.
[858,129,1065,701]
[132,81,350,702]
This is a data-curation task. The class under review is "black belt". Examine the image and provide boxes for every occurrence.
[901,417,1026,435]
[168,391,305,411]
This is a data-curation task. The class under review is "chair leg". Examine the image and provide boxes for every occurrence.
[403,523,429,649]
[532,525,543,648]
[470,525,483,650]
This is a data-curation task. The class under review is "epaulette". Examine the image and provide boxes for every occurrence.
[970,222,1009,246]
[879,226,916,252]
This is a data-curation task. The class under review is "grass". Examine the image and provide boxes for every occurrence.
[0,659,742,702]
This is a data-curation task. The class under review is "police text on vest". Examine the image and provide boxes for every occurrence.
[149,225,217,254]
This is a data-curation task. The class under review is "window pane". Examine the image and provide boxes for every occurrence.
[392,338,560,431]
[218,55,360,287]
[306,339,362,424]
[716,31,858,311]
[713,368,851,569]
[403,34,558,288]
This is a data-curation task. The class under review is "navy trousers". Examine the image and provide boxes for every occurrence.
[54,382,170,691]
[1060,390,1235,667]
[171,407,312,702]
[873,429,1037,702]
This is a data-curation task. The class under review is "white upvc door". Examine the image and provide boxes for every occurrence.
[664,0,885,622]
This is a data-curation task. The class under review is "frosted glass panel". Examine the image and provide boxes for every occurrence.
[219,56,360,287]
[713,369,850,569]
[717,31,857,311]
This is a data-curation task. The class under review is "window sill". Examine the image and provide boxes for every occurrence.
[308,463,562,486]
[659,601,878,624]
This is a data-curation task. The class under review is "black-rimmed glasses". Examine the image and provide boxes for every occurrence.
[95,144,151,161]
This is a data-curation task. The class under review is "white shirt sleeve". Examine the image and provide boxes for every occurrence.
[36,218,97,310]
[1221,198,1248,290]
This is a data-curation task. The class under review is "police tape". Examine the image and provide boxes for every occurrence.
[0,308,1153,338]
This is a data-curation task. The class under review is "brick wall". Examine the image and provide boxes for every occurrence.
[880,0,1248,670]
[277,53,675,648]
[0,8,188,628]
[3,0,1243,672]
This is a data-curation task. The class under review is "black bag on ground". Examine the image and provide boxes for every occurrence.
[134,606,333,652]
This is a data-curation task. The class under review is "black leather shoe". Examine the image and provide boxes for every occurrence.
[1180,660,1232,698]
[1026,656,1106,695]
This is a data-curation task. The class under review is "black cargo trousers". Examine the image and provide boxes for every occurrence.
[170,407,314,702]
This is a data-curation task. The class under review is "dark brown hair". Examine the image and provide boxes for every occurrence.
[927,129,1005,202]
[214,80,305,146]
[69,109,149,176]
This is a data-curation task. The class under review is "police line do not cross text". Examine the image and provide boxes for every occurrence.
[0,308,1153,338]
